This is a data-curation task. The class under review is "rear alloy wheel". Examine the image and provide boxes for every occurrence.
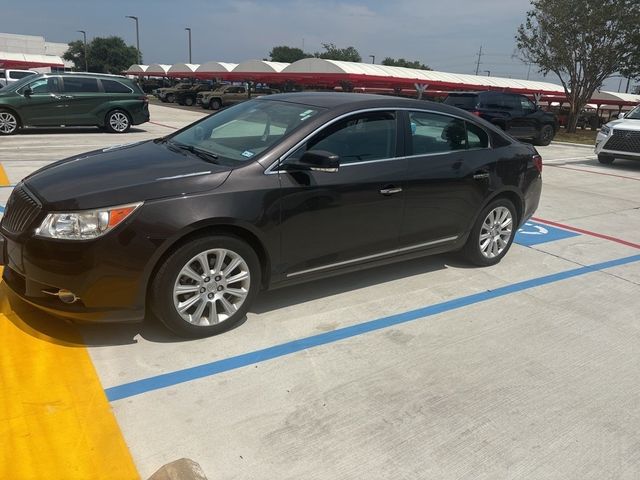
[105,110,131,133]
[597,154,615,165]
[210,99,222,110]
[151,235,261,338]
[535,124,555,146]
[184,96,195,106]
[166,93,176,103]
[463,198,517,266]
[0,110,19,135]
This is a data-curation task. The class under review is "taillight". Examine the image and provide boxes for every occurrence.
[471,110,482,116]
[139,95,149,104]
[532,154,542,173]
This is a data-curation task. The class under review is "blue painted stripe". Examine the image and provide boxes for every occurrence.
[105,253,640,402]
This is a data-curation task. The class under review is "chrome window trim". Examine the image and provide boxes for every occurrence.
[265,107,493,174]
[286,235,459,278]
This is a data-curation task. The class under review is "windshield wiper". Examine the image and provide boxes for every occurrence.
[168,141,219,163]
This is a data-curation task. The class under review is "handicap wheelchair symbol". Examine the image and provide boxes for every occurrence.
[518,222,549,235]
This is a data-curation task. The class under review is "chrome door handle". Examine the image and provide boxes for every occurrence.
[380,186,402,195]
[61,95,74,99]
[473,172,490,180]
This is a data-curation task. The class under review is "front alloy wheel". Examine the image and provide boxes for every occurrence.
[0,110,19,135]
[463,198,517,266]
[152,235,261,338]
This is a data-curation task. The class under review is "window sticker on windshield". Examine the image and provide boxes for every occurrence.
[241,150,255,158]
[300,109,314,116]
[300,115,312,121]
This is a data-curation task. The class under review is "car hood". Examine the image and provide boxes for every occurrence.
[23,140,232,210]
[606,118,640,131]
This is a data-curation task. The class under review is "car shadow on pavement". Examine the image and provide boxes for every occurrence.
[558,157,640,172]
[18,127,148,135]
[1,252,470,347]
[251,253,465,314]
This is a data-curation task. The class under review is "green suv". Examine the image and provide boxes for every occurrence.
[0,73,150,135]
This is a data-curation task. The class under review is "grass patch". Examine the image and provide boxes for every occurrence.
[554,128,598,145]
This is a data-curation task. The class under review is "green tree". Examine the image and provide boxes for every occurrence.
[63,36,140,74]
[314,43,361,62]
[269,46,310,63]
[516,0,640,132]
[381,57,431,70]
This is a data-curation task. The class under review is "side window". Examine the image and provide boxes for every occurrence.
[101,79,133,93]
[21,77,59,94]
[409,111,467,154]
[466,122,489,149]
[62,77,100,93]
[520,96,536,112]
[291,111,397,164]
[504,95,521,111]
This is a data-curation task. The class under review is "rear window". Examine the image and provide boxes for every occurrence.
[102,79,133,93]
[444,95,478,109]
[63,77,100,93]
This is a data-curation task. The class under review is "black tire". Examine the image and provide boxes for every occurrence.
[597,154,615,165]
[166,93,176,103]
[462,198,517,267]
[184,96,195,107]
[534,124,555,146]
[151,235,261,338]
[105,109,131,134]
[0,109,20,135]
[210,98,222,110]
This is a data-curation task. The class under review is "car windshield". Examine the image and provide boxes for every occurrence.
[167,99,323,166]
[625,106,640,120]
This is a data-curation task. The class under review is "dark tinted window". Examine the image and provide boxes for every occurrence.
[9,71,35,80]
[481,93,508,110]
[102,79,133,93]
[409,111,467,154]
[519,96,536,112]
[293,111,397,164]
[466,122,489,149]
[444,95,478,109]
[63,77,100,93]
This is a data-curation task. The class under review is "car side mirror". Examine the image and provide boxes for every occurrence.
[618,112,626,119]
[284,150,340,173]
[23,87,32,97]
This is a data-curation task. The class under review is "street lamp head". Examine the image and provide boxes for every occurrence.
[77,30,86,34]
[126,15,138,21]
[185,27,191,31]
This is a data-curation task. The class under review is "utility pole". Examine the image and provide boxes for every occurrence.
[369,55,375,64]
[125,16,141,63]
[527,62,532,80]
[474,45,483,75]
[77,30,88,72]
[185,27,192,63]
[626,77,631,94]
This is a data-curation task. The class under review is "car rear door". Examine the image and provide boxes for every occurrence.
[60,76,103,126]
[277,110,407,277]
[16,76,65,126]
[399,110,494,248]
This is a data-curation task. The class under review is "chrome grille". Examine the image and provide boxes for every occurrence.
[604,130,640,154]
[1,184,42,234]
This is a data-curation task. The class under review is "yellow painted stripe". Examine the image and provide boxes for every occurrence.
[0,283,139,480]
[0,163,9,186]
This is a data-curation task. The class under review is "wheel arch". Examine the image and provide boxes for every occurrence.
[143,221,272,309]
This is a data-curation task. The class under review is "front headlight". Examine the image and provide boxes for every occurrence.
[35,202,142,240]
[600,125,611,136]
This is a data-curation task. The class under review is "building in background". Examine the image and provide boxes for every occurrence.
[0,32,70,72]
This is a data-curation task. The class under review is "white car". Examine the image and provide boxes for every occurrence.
[0,69,37,89]
[595,105,640,164]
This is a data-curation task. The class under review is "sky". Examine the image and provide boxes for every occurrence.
[0,0,630,91]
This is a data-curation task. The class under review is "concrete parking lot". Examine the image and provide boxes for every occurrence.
[2,104,640,479]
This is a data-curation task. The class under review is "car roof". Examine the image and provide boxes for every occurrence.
[260,92,474,116]
[28,72,132,80]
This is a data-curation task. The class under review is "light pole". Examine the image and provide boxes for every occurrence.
[185,27,192,64]
[484,70,491,76]
[125,15,141,63]
[76,30,88,72]
[369,55,375,64]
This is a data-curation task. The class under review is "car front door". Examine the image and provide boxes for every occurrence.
[60,76,103,126]
[16,76,65,126]
[400,110,494,248]
[277,110,407,277]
